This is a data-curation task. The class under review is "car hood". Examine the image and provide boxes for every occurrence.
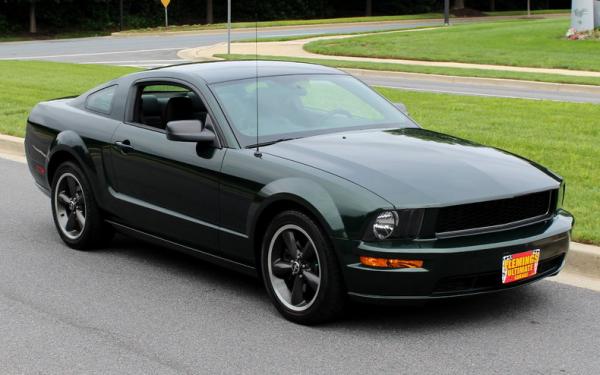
[263,128,560,208]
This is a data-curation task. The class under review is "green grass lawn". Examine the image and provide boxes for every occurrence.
[0,61,139,136]
[0,61,597,245]
[217,54,600,86]
[305,18,600,71]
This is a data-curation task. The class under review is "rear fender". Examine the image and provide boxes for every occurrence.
[47,130,99,198]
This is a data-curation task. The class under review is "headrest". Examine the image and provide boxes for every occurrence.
[141,96,162,116]
[165,96,195,122]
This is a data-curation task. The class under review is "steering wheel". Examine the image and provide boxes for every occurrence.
[317,109,353,127]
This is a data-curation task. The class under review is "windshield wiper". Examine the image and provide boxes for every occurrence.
[246,137,299,148]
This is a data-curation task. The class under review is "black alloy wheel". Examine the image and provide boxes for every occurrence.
[261,210,345,325]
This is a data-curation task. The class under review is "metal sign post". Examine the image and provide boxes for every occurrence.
[161,0,171,28]
[227,0,232,54]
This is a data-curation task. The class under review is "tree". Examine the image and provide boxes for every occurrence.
[29,0,36,33]
[454,0,465,9]
[489,0,495,11]
[527,0,531,17]
[206,0,213,24]
[365,0,372,16]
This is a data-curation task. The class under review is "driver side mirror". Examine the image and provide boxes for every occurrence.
[166,119,216,144]
[394,102,409,115]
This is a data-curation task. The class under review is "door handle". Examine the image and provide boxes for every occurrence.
[115,140,134,153]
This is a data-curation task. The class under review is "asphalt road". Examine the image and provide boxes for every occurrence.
[361,74,600,104]
[2,19,600,103]
[1,156,599,374]
[0,21,440,67]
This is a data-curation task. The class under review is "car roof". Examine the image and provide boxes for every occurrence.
[155,60,346,84]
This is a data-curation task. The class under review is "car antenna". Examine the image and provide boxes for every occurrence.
[253,0,262,158]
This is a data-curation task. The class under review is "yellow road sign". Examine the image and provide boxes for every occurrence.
[161,0,170,8]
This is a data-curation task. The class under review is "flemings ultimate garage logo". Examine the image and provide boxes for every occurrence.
[502,249,541,284]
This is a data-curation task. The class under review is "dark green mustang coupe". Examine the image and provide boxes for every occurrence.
[25,61,573,324]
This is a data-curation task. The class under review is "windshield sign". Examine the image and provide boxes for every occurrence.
[210,74,416,147]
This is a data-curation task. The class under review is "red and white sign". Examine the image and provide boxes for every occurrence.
[502,249,540,284]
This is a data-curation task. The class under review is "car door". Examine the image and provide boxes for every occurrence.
[109,80,226,254]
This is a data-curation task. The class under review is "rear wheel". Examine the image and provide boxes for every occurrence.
[261,210,345,325]
[51,161,113,250]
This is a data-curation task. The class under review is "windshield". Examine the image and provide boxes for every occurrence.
[210,74,416,147]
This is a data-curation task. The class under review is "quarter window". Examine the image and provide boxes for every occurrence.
[85,85,117,114]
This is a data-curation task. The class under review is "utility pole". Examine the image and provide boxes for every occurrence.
[207,0,214,24]
[444,0,450,25]
[227,0,231,54]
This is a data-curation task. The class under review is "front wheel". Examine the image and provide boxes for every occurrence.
[261,210,345,325]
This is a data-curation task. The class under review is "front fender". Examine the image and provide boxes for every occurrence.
[248,177,347,240]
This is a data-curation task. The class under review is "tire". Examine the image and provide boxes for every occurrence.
[261,210,345,325]
[50,161,113,250]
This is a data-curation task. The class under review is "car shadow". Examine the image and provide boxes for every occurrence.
[96,234,267,296]
[337,287,547,332]
[99,234,553,332]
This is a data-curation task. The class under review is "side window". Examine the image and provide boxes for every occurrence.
[134,83,207,130]
[85,85,117,115]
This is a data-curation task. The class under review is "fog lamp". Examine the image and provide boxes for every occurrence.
[360,257,423,269]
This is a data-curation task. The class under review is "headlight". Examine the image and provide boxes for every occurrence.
[364,209,425,241]
[372,211,399,240]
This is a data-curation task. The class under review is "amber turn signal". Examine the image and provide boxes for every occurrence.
[360,256,423,269]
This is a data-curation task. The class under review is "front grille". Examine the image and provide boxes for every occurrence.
[434,190,555,235]
[432,254,564,295]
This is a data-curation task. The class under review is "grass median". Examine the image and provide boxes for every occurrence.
[0,60,597,244]
[217,54,600,86]
[305,18,600,71]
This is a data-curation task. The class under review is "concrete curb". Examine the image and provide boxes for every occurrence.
[564,242,600,280]
[0,134,24,156]
[0,134,597,283]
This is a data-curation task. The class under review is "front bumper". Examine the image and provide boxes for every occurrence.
[335,211,573,302]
